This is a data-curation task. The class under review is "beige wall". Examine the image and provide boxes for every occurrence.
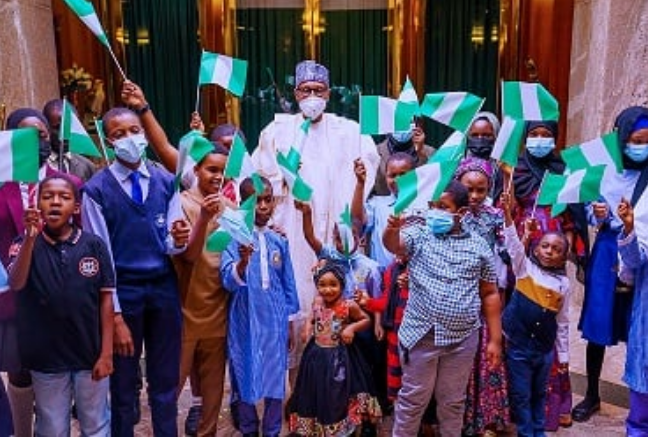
[0,0,59,121]
[568,0,648,145]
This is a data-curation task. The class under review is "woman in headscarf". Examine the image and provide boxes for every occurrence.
[466,112,503,201]
[574,106,648,425]
[499,120,589,431]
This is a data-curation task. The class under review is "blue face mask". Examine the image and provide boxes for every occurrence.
[391,130,414,144]
[426,209,455,235]
[624,143,648,163]
[526,137,555,158]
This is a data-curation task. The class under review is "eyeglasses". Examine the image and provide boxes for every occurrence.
[296,86,329,97]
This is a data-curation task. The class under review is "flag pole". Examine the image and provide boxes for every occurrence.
[194,83,201,115]
[107,46,127,81]
[530,170,548,219]
[357,91,363,159]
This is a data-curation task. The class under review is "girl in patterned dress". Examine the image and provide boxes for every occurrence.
[287,262,382,436]
[455,157,510,436]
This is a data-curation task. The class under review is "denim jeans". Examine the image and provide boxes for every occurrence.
[31,370,110,437]
[505,346,553,437]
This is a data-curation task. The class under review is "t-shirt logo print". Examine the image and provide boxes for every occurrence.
[78,257,100,277]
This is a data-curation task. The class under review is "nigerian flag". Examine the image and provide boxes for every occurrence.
[198,51,248,97]
[224,134,264,193]
[537,165,606,216]
[277,151,313,202]
[420,92,484,133]
[490,116,525,167]
[0,128,39,182]
[397,76,420,118]
[206,195,256,252]
[61,0,110,47]
[337,204,355,257]
[561,132,623,175]
[175,130,214,190]
[502,81,559,121]
[360,96,414,135]
[60,99,101,158]
[283,118,312,172]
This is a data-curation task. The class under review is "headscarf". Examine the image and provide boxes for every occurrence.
[472,111,501,137]
[614,106,648,205]
[511,120,562,199]
[295,60,329,87]
[6,108,51,167]
[313,261,346,289]
[210,123,246,144]
[386,134,415,156]
[455,157,494,187]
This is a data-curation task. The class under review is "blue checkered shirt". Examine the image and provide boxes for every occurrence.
[398,225,497,349]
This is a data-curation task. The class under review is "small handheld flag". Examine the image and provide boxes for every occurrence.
[175,131,214,190]
[198,51,248,97]
[502,81,559,121]
[420,92,484,133]
[561,132,622,175]
[0,128,39,182]
[60,99,101,158]
[490,116,525,167]
[360,96,414,135]
[224,134,264,193]
[206,195,256,252]
[537,165,606,217]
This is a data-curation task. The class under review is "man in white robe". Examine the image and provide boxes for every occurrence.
[252,60,379,373]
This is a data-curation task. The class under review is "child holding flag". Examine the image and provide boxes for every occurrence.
[82,102,191,436]
[499,188,570,437]
[383,180,502,436]
[220,176,300,437]
[173,142,233,436]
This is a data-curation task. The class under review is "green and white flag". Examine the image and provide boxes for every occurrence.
[490,116,525,167]
[395,132,465,215]
[61,0,110,47]
[537,165,606,216]
[337,204,355,257]
[502,81,559,121]
[94,118,113,163]
[277,151,313,202]
[0,128,39,183]
[175,130,215,190]
[198,51,248,97]
[420,92,484,133]
[224,134,264,193]
[360,96,413,135]
[561,132,623,175]
[397,76,420,118]
[60,99,101,158]
[282,118,312,172]
[206,195,256,252]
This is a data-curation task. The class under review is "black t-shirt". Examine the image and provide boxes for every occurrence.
[10,227,115,372]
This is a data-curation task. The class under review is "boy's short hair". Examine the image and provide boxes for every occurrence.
[42,99,63,119]
[239,175,272,202]
[386,152,416,170]
[39,174,80,202]
[535,231,570,256]
[101,107,137,136]
[444,180,469,209]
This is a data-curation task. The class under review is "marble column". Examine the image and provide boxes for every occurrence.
[567,0,648,144]
[0,0,59,121]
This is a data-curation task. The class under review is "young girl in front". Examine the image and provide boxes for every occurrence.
[288,261,382,436]
[500,189,570,437]
[454,157,510,436]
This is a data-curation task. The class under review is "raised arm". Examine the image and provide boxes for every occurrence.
[294,200,322,254]
[351,158,368,227]
[7,207,40,291]
[382,214,406,257]
[120,80,178,172]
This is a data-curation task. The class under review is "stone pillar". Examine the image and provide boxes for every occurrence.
[0,0,59,121]
[567,0,648,144]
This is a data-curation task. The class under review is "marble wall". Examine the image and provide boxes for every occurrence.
[0,0,59,121]
[567,0,648,145]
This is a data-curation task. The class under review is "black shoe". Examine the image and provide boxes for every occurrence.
[572,396,600,422]
[184,405,202,436]
[134,397,141,425]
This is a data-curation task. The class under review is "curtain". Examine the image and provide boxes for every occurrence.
[121,0,200,145]
[236,5,388,149]
[424,0,500,147]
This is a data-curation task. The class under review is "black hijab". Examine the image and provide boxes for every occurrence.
[614,106,648,205]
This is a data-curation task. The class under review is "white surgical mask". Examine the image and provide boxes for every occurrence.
[525,137,555,158]
[624,143,648,163]
[113,133,148,164]
[299,96,327,119]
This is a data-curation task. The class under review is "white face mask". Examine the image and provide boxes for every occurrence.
[113,133,148,164]
[299,96,327,119]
